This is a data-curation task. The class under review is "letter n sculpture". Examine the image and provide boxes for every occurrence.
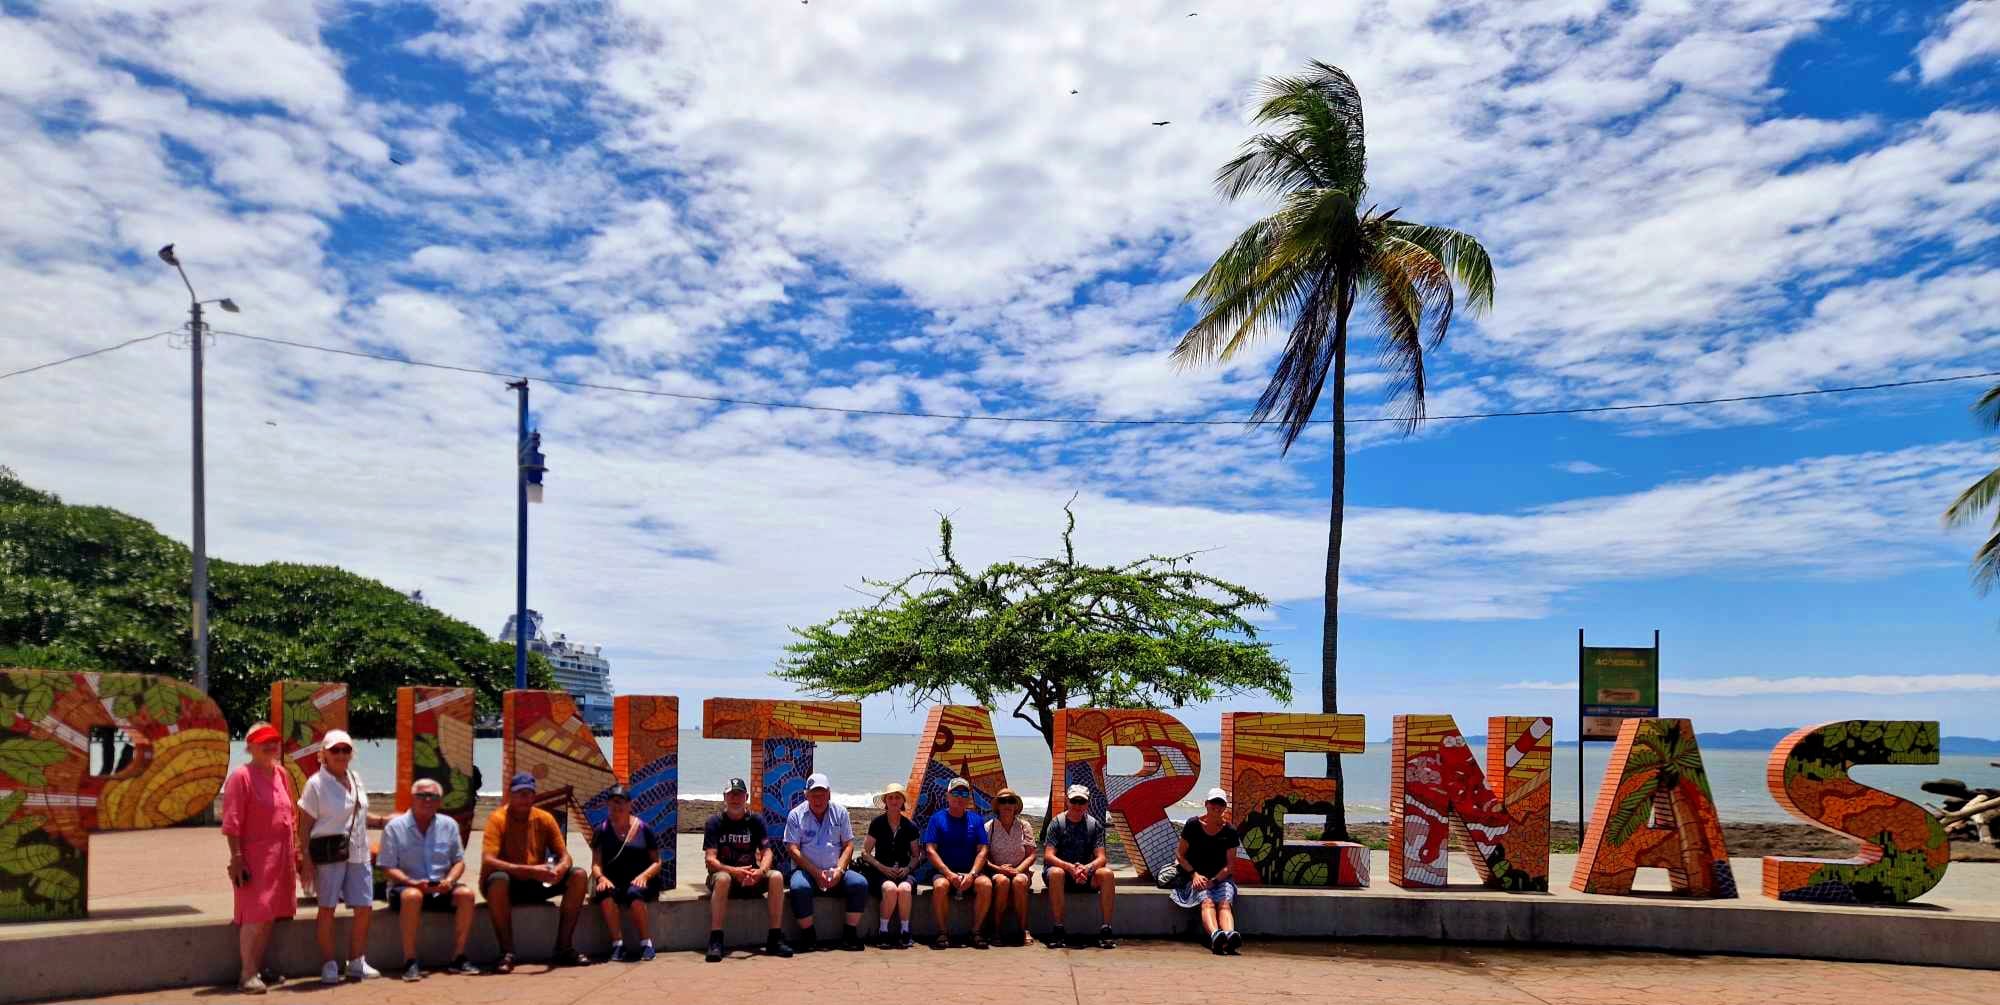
[906,705,1009,823]
[1049,709,1198,881]
[270,681,347,798]
[396,686,479,843]
[1219,712,1368,887]
[1763,720,1948,903]
[0,669,229,921]
[702,699,862,836]
[1389,715,1552,890]
[1573,717,1736,898]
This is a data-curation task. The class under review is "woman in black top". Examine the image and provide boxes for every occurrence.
[1174,788,1242,955]
[858,782,923,947]
[589,786,662,961]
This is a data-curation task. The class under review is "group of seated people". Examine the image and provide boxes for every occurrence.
[257,755,1246,990]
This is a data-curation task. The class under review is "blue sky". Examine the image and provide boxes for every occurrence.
[2,1,1997,738]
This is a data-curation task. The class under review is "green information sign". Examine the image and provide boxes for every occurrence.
[1580,645,1658,740]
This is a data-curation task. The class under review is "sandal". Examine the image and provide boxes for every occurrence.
[494,953,515,975]
[555,947,591,967]
[931,934,951,950]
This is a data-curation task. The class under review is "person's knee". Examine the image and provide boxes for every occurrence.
[1094,867,1115,887]
[565,867,587,891]
[972,875,992,890]
[399,886,423,907]
[1011,874,1029,891]
[712,871,735,892]
[484,876,509,902]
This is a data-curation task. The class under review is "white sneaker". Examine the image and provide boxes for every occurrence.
[319,962,340,985]
[347,958,381,981]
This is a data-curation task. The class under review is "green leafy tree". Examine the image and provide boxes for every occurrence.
[777,507,1292,748]
[0,466,548,735]
[1172,62,1495,839]
[1943,383,2000,594]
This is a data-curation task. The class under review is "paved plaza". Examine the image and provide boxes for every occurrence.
[68,938,1992,1005]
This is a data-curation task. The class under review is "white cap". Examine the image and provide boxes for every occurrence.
[1066,783,1091,801]
[321,729,353,750]
[1205,787,1229,805]
[806,772,830,791]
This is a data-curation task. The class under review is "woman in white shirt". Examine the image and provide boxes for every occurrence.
[297,730,390,984]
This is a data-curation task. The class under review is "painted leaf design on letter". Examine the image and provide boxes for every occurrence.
[29,865,78,901]
[0,842,59,877]
[0,738,69,787]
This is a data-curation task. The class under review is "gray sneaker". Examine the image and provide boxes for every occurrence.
[402,961,421,982]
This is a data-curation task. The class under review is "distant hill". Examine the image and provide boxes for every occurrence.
[0,466,549,735]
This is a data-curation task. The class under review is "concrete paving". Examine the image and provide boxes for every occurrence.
[1,827,1994,1002]
[64,939,1998,1005]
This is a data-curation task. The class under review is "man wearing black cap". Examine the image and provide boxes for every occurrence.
[702,778,793,962]
[481,773,590,971]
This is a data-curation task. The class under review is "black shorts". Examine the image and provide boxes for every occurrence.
[389,887,461,913]
[486,873,564,905]
[858,866,914,896]
[1043,865,1099,893]
[590,880,660,906]
[709,869,773,899]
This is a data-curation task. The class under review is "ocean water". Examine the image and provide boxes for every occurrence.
[230,730,2000,824]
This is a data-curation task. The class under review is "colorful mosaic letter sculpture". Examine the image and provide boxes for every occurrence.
[504,690,617,837]
[702,699,863,836]
[1388,714,1552,891]
[1763,720,1949,904]
[905,705,1009,823]
[599,696,679,888]
[270,681,348,799]
[1049,708,1199,881]
[0,669,229,921]
[396,686,479,842]
[1573,717,1736,898]
[1219,712,1369,887]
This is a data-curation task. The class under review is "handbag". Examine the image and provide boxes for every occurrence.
[307,771,363,865]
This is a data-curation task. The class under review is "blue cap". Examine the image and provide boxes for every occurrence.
[509,772,537,792]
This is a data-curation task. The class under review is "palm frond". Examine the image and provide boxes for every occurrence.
[1216,134,1328,201]
[1252,272,1347,454]
[1176,215,1320,366]
[1945,466,2000,530]
[1974,383,2000,432]
[1973,529,2000,595]
[1389,222,1495,316]
[1363,234,1458,429]
[1240,62,1366,197]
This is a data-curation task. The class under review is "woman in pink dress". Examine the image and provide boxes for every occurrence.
[221,722,302,994]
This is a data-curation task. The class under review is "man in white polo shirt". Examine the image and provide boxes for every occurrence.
[781,773,868,952]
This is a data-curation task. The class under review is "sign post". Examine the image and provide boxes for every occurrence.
[1577,628,1659,842]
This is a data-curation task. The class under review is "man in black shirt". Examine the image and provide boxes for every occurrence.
[702,778,794,962]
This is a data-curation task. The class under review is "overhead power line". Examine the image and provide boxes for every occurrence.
[216,329,2000,427]
[0,331,177,383]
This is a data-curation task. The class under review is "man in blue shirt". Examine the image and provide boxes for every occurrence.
[377,779,479,980]
[782,773,868,951]
[922,777,992,949]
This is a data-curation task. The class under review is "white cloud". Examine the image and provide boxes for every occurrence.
[1503,673,2000,696]
[1554,461,1611,475]
[1917,2,2000,83]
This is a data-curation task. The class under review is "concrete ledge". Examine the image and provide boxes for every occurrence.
[4,877,1996,1003]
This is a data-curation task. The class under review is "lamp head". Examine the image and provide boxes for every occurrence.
[217,298,239,313]
[157,244,179,266]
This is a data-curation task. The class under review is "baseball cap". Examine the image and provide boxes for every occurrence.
[321,729,353,751]
[1205,787,1229,805]
[1066,783,1091,802]
[508,771,537,792]
[806,772,830,791]
[946,777,973,795]
[724,777,750,795]
[604,783,631,801]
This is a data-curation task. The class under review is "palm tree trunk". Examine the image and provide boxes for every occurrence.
[1322,296,1350,842]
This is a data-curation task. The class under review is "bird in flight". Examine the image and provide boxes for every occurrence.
[1151,120,1171,126]
[1070,89,1079,94]
[389,155,406,165]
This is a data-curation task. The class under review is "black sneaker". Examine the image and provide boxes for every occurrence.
[1210,931,1227,954]
[766,932,795,958]
[1096,926,1117,949]
[1224,931,1242,955]
[705,936,724,963]
[449,956,480,975]
[1046,926,1066,949]
[794,929,818,954]
[841,928,865,951]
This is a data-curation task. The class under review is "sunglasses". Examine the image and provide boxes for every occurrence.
[1068,797,1089,805]
[326,746,353,754]
[413,792,441,801]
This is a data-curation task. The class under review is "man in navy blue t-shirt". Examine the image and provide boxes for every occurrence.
[922,777,992,948]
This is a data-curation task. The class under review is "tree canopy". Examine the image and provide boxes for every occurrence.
[0,466,548,735]
[777,506,1293,747]
[1943,383,2000,594]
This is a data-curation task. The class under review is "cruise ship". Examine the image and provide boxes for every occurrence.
[496,610,615,730]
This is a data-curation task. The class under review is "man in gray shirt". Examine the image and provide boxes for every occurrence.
[1041,783,1116,949]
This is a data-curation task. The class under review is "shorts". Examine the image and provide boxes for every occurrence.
[709,868,775,899]
[485,873,564,905]
[314,862,374,910]
[389,886,462,913]
[590,879,660,906]
[1170,877,1237,909]
[1043,865,1101,893]
[859,866,914,896]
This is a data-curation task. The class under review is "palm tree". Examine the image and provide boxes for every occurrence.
[1944,383,2000,593]
[1174,62,1494,839]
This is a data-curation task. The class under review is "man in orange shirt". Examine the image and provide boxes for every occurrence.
[481,773,590,970]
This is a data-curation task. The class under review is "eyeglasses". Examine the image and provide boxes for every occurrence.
[326,746,353,754]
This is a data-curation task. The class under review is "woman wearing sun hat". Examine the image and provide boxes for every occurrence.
[1172,788,1243,954]
[220,721,302,994]
[857,782,922,947]
[984,788,1036,945]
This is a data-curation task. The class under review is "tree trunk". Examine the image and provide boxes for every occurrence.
[1322,295,1350,842]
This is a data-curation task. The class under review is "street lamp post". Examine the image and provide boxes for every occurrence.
[157,245,237,695]
[507,380,546,690]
